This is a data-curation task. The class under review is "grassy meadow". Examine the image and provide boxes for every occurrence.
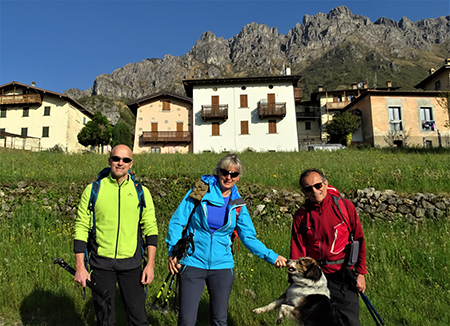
[1,148,450,325]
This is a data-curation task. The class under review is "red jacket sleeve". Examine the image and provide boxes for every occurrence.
[290,207,307,260]
[345,199,367,275]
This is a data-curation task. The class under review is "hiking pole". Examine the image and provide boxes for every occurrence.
[52,257,109,300]
[148,272,174,314]
[359,291,385,326]
[52,257,112,326]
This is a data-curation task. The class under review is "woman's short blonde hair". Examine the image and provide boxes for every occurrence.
[212,153,243,177]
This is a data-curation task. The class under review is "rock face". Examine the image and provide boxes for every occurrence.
[64,6,450,100]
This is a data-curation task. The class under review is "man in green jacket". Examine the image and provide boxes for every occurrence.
[74,144,158,326]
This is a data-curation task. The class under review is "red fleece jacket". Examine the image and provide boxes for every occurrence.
[290,192,367,275]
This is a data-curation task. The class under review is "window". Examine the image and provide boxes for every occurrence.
[42,126,49,137]
[240,121,249,135]
[388,107,403,131]
[44,106,51,116]
[212,122,220,136]
[240,94,248,108]
[162,101,170,111]
[177,122,183,132]
[420,107,434,131]
[305,121,311,130]
[83,117,86,125]
[0,108,6,118]
[151,122,158,132]
[435,80,441,90]
[0,128,5,139]
[22,107,29,117]
[21,128,28,137]
[268,120,277,134]
[151,147,161,153]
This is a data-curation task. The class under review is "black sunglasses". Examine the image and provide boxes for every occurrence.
[219,168,240,178]
[303,182,324,193]
[110,156,133,163]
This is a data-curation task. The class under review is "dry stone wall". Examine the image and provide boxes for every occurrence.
[0,179,449,223]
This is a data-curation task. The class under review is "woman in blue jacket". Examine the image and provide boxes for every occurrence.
[166,154,287,326]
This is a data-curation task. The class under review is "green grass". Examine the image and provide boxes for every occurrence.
[1,149,450,325]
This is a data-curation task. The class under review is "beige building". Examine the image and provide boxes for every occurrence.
[343,90,449,147]
[415,58,450,91]
[128,92,193,153]
[0,81,92,152]
[297,82,397,145]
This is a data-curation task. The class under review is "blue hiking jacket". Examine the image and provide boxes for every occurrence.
[166,174,279,269]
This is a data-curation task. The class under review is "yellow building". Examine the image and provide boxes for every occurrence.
[415,58,450,91]
[343,90,449,147]
[127,92,193,153]
[0,81,93,152]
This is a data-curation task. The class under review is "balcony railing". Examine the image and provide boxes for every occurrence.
[201,104,228,121]
[0,94,42,105]
[326,100,350,110]
[140,131,192,143]
[258,102,286,119]
[297,111,320,119]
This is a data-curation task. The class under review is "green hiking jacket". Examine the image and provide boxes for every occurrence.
[74,173,158,270]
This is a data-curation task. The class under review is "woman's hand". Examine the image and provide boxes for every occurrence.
[168,256,181,274]
[274,255,287,268]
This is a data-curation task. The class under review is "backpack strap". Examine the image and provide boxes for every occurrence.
[330,195,353,241]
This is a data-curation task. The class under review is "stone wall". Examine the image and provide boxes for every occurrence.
[1,179,449,223]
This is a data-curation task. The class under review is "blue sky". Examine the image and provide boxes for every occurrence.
[1,0,449,94]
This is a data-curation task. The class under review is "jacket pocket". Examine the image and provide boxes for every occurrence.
[330,222,349,254]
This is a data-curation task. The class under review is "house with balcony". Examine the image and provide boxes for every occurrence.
[342,90,449,148]
[127,92,193,153]
[0,81,92,152]
[183,75,301,153]
[415,58,450,91]
[298,81,399,144]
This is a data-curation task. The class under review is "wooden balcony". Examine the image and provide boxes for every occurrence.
[140,131,192,144]
[0,94,42,105]
[201,104,228,121]
[294,87,303,102]
[258,102,286,119]
[297,110,320,120]
[326,100,350,110]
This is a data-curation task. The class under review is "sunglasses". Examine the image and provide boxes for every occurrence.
[303,182,324,193]
[219,168,240,178]
[110,156,133,163]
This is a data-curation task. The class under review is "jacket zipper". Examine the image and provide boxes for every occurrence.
[114,183,121,260]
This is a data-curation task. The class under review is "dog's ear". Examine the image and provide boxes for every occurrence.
[304,260,322,281]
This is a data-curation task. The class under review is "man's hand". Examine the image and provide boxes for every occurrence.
[274,255,287,268]
[168,256,181,274]
[141,263,155,285]
[356,274,366,293]
[74,253,90,287]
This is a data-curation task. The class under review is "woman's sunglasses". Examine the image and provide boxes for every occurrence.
[219,168,240,178]
[110,156,133,163]
[303,182,324,193]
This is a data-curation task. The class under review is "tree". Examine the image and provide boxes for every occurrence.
[326,112,360,146]
[111,121,133,149]
[77,111,113,150]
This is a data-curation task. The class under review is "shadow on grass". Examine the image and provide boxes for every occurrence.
[20,289,95,326]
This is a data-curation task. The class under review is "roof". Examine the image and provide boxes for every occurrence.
[0,81,93,118]
[183,75,301,98]
[342,89,444,112]
[126,91,192,115]
[414,62,450,89]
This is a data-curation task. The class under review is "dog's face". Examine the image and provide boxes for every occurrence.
[287,257,323,283]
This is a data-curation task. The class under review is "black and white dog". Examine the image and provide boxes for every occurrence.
[252,257,346,326]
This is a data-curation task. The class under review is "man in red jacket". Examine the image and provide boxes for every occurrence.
[290,168,367,326]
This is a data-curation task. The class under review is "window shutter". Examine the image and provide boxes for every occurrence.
[241,121,249,134]
[212,122,220,136]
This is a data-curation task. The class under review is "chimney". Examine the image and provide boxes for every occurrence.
[31,81,36,87]
[429,68,436,75]
[386,80,392,88]
[445,58,450,65]
[318,84,323,92]
[363,83,368,89]
[351,83,357,90]
[286,67,291,75]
